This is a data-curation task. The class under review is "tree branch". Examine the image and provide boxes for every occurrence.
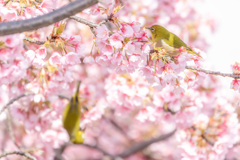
[24,37,45,45]
[0,0,98,36]
[69,15,110,36]
[69,16,98,28]
[118,128,177,158]
[202,134,214,146]
[0,151,37,160]
[0,92,33,115]
[186,66,240,79]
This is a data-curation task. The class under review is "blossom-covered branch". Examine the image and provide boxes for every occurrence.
[0,0,98,36]
[186,66,240,79]
[0,151,37,160]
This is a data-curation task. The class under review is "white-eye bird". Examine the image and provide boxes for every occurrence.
[62,81,84,144]
[146,25,201,57]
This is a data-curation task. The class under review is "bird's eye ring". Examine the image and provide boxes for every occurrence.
[151,28,155,31]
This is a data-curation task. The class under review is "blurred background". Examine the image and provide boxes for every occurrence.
[204,0,240,86]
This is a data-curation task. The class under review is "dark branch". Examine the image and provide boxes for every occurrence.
[0,0,98,36]
[0,151,37,160]
[118,128,177,158]
[186,66,240,79]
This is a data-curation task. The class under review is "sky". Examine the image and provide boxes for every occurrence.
[201,0,240,86]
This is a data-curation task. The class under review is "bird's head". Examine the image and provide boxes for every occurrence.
[146,25,169,40]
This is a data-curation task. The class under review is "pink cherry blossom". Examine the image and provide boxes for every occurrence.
[109,33,123,49]
[61,52,81,66]
[49,52,62,66]
[96,25,109,40]
[120,23,134,37]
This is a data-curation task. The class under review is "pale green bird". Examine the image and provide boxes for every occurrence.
[62,81,84,143]
[146,25,201,57]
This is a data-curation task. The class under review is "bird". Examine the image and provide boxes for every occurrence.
[62,81,84,144]
[146,25,201,57]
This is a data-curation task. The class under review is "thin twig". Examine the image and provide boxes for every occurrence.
[186,66,240,79]
[0,0,98,36]
[118,0,124,5]
[105,117,131,141]
[0,151,37,160]
[69,16,98,28]
[58,95,70,100]
[233,141,240,147]
[0,92,33,115]
[23,43,29,50]
[202,134,214,146]
[7,108,20,149]
[69,16,108,36]
[81,143,115,158]
[89,27,97,36]
[118,128,177,158]
[54,142,115,160]
[3,0,12,6]
[24,37,45,45]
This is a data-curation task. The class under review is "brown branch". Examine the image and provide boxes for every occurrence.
[0,0,98,36]
[0,92,33,115]
[186,66,240,79]
[118,128,177,158]
[0,151,37,160]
